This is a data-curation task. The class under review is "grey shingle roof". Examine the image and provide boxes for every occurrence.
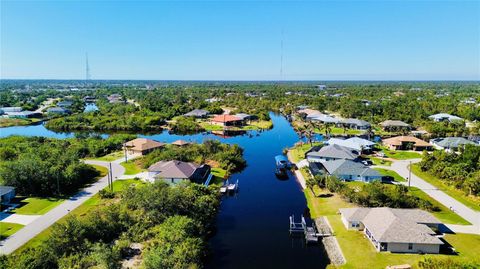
[341,118,371,127]
[429,113,463,122]
[341,207,443,245]
[380,120,411,128]
[184,109,209,117]
[307,144,359,160]
[322,159,380,177]
[431,137,476,149]
[0,186,15,197]
[148,160,199,179]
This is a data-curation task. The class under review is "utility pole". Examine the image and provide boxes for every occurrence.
[109,162,113,191]
[124,142,128,163]
[408,160,412,187]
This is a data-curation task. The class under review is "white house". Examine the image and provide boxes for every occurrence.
[429,113,463,122]
[306,144,359,163]
[147,160,211,184]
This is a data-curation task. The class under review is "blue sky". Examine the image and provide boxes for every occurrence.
[1,0,479,80]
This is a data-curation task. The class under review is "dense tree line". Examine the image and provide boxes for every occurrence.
[142,140,246,175]
[169,116,206,134]
[0,134,135,196]
[306,173,437,211]
[0,182,220,269]
[419,145,480,196]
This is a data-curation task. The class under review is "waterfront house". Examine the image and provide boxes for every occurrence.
[306,144,359,163]
[0,107,22,113]
[430,137,476,152]
[47,107,71,114]
[340,118,371,130]
[147,160,211,184]
[234,113,255,121]
[310,159,382,182]
[339,207,443,254]
[211,114,244,127]
[379,120,411,132]
[171,140,191,146]
[382,136,432,151]
[184,109,209,118]
[0,186,15,204]
[307,113,340,124]
[57,100,73,107]
[124,138,165,155]
[325,137,375,153]
[107,94,124,104]
[429,113,463,122]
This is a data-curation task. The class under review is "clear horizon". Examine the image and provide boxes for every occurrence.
[1,0,479,80]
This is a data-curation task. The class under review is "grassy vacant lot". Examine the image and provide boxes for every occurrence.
[120,160,143,175]
[0,118,42,127]
[380,147,423,160]
[15,178,145,252]
[411,165,480,212]
[314,126,363,135]
[11,197,64,215]
[0,222,24,240]
[87,151,125,162]
[210,167,227,185]
[200,120,273,131]
[289,142,322,163]
[374,168,405,182]
[370,157,392,166]
[304,184,476,268]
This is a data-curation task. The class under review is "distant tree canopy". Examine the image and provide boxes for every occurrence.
[419,145,480,196]
[0,134,135,196]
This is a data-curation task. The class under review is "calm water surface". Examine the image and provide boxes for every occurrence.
[0,113,329,268]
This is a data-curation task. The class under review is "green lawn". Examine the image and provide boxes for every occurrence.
[210,167,228,185]
[11,197,64,215]
[374,168,405,182]
[0,222,24,240]
[87,151,125,162]
[408,187,470,225]
[370,157,392,166]
[200,120,273,131]
[314,126,363,135]
[120,160,143,175]
[288,142,322,163]
[0,118,42,127]
[304,186,354,217]
[411,165,480,212]
[245,120,273,130]
[380,147,423,160]
[15,178,145,252]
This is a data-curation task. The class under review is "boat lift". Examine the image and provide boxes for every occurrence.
[220,179,239,195]
[289,215,328,244]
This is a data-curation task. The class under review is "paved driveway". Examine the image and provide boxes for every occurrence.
[0,160,125,255]
[376,159,480,234]
[0,214,41,225]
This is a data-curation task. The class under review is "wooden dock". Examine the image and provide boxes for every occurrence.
[289,215,329,244]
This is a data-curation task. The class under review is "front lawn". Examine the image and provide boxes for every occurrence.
[304,186,354,217]
[370,157,392,166]
[374,168,405,182]
[380,147,423,160]
[314,126,363,135]
[120,160,143,175]
[411,164,480,212]
[0,222,24,240]
[11,197,64,215]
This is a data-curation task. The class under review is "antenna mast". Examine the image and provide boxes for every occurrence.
[85,52,91,83]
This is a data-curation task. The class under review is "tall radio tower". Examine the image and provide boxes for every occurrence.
[85,52,91,82]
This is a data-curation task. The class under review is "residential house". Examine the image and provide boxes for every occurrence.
[307,113,340,124]
[325,137,376,153]
[339,207,443,254]
[306,144,359,163]
[234,113,256,121]
[171,140,191,146]
[184,109,209,118]
[107,94,124,104]
[47,107,71,114]
[429,113,463,122]
[211,114,244,127]
[310,159,382,182]
[0,186,15,204]
[0,107,22,113]
[430,137,476,152]
[340,118,371,130]
[379,120,411,132]
[124,138,165,155]
[57,100,73,107]
[147,160,211,184]
[382,136,432,151]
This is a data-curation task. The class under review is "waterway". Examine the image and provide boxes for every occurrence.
[0,113,329,268]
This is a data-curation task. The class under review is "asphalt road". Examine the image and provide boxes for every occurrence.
[0,160,125,255]
[377,159,480,234]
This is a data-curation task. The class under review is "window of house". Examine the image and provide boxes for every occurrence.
[408,243,413,250]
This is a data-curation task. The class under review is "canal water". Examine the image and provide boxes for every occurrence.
[0,113,329,268]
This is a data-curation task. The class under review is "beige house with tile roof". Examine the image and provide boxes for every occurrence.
[382,136,432,151]
[339,207,443,254]
[124,138,165,155]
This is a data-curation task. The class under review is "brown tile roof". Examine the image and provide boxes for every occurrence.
[171,140,191,146]
[379,120,411,128]
[125,138,165,152]
[211,114,242,123]
[382,136,431,147]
